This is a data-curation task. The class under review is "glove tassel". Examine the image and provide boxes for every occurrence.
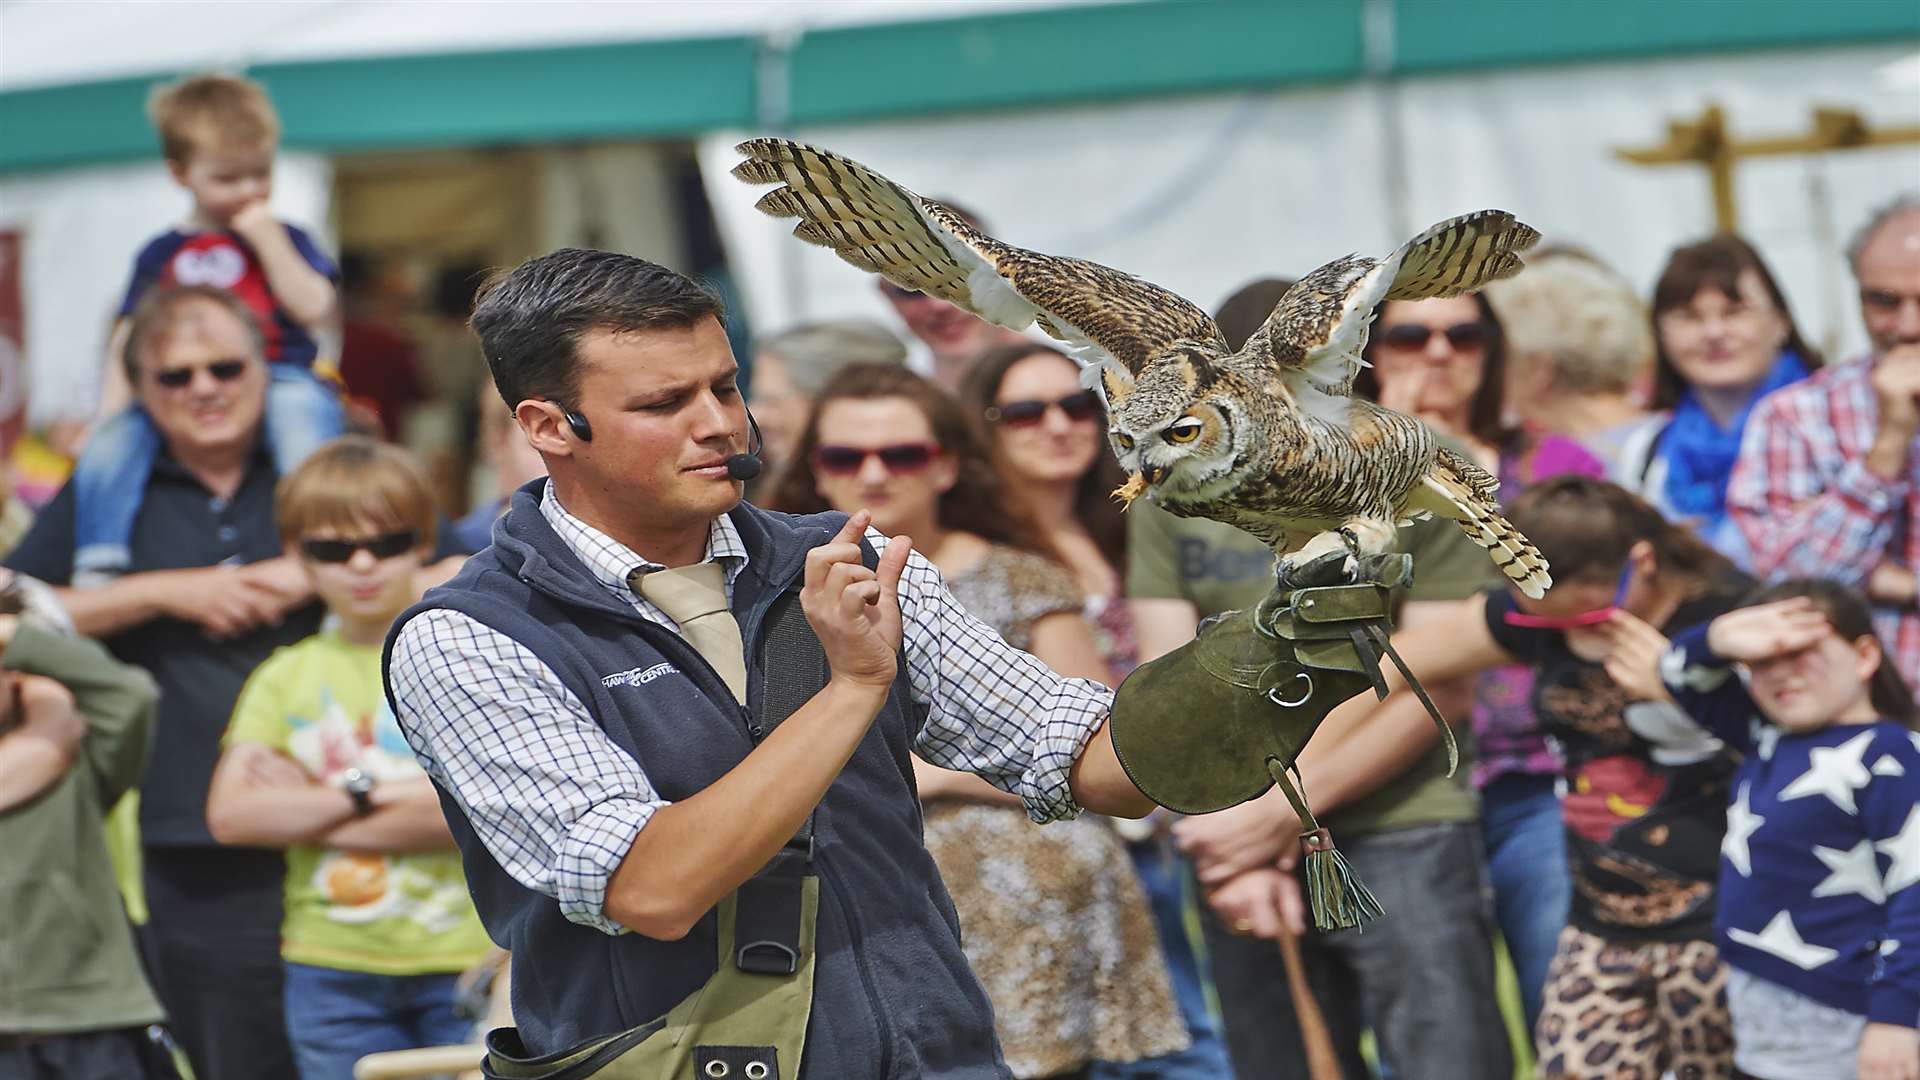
[1301,827,1383,931]
[1265,757,1384,932]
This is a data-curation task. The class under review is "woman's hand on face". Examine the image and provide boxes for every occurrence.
[1704,597,1832,663]
[1596,610,1674,704]
[1860,1021,1919,1080]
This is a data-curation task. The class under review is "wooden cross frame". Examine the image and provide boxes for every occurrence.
[1616,104,1920,232]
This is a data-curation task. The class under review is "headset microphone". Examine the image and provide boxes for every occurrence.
[724,409,764,482]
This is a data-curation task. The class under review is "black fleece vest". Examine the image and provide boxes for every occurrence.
[383,485,1005,1078]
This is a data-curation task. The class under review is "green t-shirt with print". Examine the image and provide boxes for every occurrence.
[1126,498,1501,835]
[225,630,491,976]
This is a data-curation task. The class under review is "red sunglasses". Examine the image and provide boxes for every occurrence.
[1503,562,1634,629]
[984,390,1101,428]
[811,442,942,476]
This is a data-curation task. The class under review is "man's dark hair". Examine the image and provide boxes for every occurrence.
[122,284,266,384]
[469,248,726,410]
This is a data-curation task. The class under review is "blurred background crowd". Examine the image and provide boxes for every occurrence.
[0,3,1917,1080]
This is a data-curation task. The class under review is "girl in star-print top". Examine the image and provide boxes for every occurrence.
[1610,578,1920,1080]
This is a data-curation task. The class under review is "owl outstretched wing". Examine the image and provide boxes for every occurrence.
[732,139,1226,383]
[1245,210,1540,419]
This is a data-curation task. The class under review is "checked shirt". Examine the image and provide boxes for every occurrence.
[388,483,1112,934]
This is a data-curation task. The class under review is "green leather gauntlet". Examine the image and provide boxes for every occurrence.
[1109,555,1454,932]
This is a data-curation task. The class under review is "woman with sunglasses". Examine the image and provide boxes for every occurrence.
[1357,292,1607,1037]
[1343,476,1751,1078]
[962,343,1234,1078]
[766,363,1188,1080]
[1620,235,1820,567]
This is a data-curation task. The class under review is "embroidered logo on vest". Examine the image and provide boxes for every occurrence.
[601,662,679,689]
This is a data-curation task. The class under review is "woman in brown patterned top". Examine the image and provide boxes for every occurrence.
[767,364,1187,1079]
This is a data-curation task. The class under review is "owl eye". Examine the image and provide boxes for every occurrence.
[1164,418,1204,444]
[1112,431,1135,451]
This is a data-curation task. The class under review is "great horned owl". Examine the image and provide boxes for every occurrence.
[733,138,1551,597]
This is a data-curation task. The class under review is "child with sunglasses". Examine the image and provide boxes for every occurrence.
[204,437,488,1080]
[1598,580,1920,1080]
[1357,476,1752,1079]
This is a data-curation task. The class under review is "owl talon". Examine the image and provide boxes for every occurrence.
[1275,550,1352,591]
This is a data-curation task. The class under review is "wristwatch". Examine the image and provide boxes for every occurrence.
[340,767,376,817]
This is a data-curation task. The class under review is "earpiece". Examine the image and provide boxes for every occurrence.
[563,409,593,442]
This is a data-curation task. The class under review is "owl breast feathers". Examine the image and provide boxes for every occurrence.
[732,138,1551,597]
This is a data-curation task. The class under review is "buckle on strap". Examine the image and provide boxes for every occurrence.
[735,873,805,976]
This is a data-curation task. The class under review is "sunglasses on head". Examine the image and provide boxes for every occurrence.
[299,530,420,564]
[1377,322,1489,352]
[984,390,1101,427]
[879,281,926,301]
[811,442,941,476]
[1503,560,1634,630]
[153,358,249,389]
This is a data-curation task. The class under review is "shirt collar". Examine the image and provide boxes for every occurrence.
[537,480,749,601]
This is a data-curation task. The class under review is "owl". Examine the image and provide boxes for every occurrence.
[733,138,1551,597]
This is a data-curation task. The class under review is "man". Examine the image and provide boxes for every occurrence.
[5,285,325,1080]
[1730,195,1920,692]
[880,199,1029,390]
[383,248,1153,1077]
[1127,279,1513,1080]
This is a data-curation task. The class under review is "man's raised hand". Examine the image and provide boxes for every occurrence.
[801,511,912,690]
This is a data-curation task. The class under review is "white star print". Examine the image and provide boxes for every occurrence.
[1756,725,1781,761]
[1728,911,1839,970]
[1660,645,1730,693]
[1723,782,1765,877]
[1778,730,1876,813]
[1811,839,1887,904]
[1873,754,1906,777]
[1877,805,1920,894]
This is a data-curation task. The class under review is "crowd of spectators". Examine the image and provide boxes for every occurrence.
[2,68,1916,1080]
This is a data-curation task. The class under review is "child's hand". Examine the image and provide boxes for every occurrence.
[1597,610,1673,703]
[228,200,280,244]
[1705,597,1831,663]
[1860,1021,1918,1080]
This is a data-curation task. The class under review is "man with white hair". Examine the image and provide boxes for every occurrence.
[1730,195,1920,691]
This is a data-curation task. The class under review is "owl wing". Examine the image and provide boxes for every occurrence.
[1245,210,1541,419]
[732,139,1226,381]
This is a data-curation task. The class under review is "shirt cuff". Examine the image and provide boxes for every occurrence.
[1018,678,1113,825]
[1869,981,1920,1027]
[1836,457,1911,516]
[553,796,667,935]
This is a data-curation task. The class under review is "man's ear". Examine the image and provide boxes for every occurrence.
[515,401,572,460]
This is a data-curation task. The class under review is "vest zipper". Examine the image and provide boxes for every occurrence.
[814,845,895,1078]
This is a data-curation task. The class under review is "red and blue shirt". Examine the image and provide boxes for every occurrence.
[118,225,337,368]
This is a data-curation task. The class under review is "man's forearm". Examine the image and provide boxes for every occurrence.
[207,782,356,848]
[1068,716,1154,818]
[605,678,890,940]
[323,783,455,853]
[0,725,79,811]
[53,578,166,639]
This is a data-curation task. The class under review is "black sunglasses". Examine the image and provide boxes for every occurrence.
[985,390,1101,427]
[299,530,420,564]
[811,442,941,476]
[153,358,249,389]
[1377,322,1489,352]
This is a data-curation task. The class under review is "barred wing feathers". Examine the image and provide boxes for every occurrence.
[1248,210,1541,417]
[732,138,1224,379]
[1412,446,1552,599]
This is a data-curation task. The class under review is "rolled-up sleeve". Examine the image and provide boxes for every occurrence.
[388,609,668,934]
[879,532,1112,823]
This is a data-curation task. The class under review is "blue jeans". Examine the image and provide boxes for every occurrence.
[1478,772,1570,1036]
[282,962,473,1080]
[75,364,344,582]
[1091,838,1236,1080]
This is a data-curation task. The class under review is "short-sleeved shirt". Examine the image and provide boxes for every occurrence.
[4,448,326,846]
[120,225,338,368]
[1483,584,1747,942]
[1126,498,1501,835]
[226,631,491,975]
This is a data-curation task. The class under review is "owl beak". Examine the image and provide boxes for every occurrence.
[1142,463,1168,486]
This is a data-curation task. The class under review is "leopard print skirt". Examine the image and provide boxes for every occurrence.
[1535,925,1734,1080]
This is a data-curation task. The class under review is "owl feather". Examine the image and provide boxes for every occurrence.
[733,138,1552,598]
